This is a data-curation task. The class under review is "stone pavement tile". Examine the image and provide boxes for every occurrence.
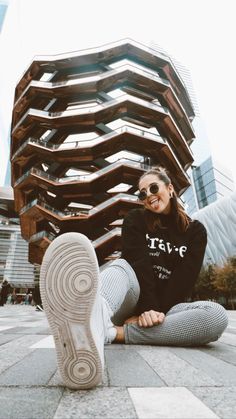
[47,369,64,387]
[137,347,216,386]
[199,341,236,366]
[0,320,15,326]
[226,327,236,335]
[2,326,35,334]
[99,365,109,387]
[170,347,236,385]
[105,343,126,350]
[219,332,236,346]
[38,328,51,335]
[0,335,47,374]
[128,387,219,419]
[105,348,165,387]
[3,326,51,335]
[0,348,33,374]
[0,313,28,321]
[0,334,19,346]
[0,334,48,350]
[0,349,57,386]
[227,316,236,326]
[14,319,48,329]
[189,386,236,419]
[0,326,15,332]
[54,387,137,419]
[0,386,63,419]
[30,335,55,348]
[22,317,47,322]
[48,365,109,387]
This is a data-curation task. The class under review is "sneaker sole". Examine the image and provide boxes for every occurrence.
[40,232,102,389]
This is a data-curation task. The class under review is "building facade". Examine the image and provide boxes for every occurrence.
[183,156,235,215]
[193,191,236,267]
[0,222,38,288]
[0,1,8,33]
[0,187,36,289]
[193,157,234,208]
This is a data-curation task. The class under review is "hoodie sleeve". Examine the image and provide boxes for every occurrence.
[121,209,162,314]
[159,220,207,314]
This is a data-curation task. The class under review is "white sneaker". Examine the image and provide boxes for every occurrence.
[101,296,117,344]
[40,232,116,389]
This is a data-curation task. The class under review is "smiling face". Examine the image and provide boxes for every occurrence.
[138,174,174,215]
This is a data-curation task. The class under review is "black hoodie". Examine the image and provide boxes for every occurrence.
[121,208,207,314]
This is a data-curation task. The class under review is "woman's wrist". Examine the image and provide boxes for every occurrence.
[114,326,125,343]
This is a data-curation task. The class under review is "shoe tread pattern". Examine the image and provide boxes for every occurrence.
[40,237,102,389]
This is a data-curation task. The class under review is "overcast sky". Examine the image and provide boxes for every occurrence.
[0,0,236,184]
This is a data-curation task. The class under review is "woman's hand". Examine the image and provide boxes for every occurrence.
[138,310,165,327]
[124,311,165,327]
[124,316,139,325]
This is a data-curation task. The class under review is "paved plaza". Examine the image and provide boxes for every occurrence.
[0,305,235,419]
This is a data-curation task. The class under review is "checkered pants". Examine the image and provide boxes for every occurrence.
[100,259,228,346]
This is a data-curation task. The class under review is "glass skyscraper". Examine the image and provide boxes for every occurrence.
[0,1,7,32]
[193,157,234,207]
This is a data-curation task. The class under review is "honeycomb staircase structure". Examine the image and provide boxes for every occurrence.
[11,39,195,265]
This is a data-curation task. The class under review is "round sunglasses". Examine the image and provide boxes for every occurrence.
[138,182,159,201]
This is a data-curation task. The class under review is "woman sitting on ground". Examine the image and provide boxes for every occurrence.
[40,166,228,389]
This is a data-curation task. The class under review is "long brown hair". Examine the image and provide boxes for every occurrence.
[139,166,191,233]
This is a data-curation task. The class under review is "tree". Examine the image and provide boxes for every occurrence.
[192,263,217,301]
[214,257,236,310]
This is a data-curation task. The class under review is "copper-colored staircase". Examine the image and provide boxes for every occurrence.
[11,39,195,265]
